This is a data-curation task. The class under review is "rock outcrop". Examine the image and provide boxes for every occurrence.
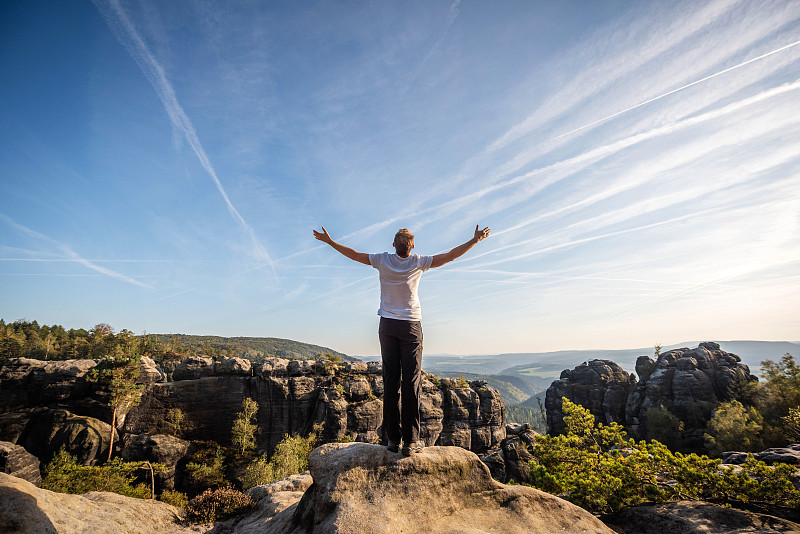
[0,356,506,473]
[233,442,614,534]
[17,408,116,465]
[0,358,100,415]
[546,343,755,450]
[626,342,754,449]
[0,441,41,486]
[0,472,193,534]
[546,359,636,434]
[480,423,540,484]
[602,500,800,534]
[722,444,800,466]
[121,358,505,456]
[121,434,191,490]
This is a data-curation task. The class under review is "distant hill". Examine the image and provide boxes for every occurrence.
[150,334,355,362]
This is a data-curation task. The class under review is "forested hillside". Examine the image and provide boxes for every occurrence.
[148,333,352,362]
[0,319,352,362]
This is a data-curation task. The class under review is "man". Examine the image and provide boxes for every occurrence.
[312,225,491,455]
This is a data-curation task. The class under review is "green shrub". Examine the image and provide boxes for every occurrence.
[185,445,228,493]
[241,425,319,490]
[456,374,469,389]
[759,353,800,446]
[528,398,800,514]
[159,489,188,509]
[42,449,155,499]
[186,486,255,523]
[426,372,442,389]
[783,407,800,441]
[704,400,763,456]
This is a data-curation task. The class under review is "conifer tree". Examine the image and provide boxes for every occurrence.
[231,398,259,455]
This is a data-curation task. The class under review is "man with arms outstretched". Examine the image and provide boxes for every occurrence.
[312,225,491,456]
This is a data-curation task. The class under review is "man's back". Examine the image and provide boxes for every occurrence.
[369,252,433,321]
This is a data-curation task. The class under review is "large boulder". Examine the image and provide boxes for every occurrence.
[0,472,191,534]
[546,359,636,434]
[120,434,190,490]
[216,356,252,376]
[0,441,41,486]
[602,500,800,533]
[137,356,165,385]
[171,356,215,381]
[241,442,613,534]
[17,409,115,465]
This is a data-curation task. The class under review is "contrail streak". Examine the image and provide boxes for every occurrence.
[554,38,800,140]
[93,0,276,276]
[0,213,152,289]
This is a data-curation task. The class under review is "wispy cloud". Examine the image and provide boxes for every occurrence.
[0,213,151,289]
[92,0,276,275]
[553,38,800,141]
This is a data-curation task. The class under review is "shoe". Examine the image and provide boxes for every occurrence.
[387,440,399,453]
[402,442,423,456]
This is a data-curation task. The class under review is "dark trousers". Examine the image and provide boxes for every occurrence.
[379,317,423,445]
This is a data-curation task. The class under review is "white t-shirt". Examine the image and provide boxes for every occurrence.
[369,252,433,321]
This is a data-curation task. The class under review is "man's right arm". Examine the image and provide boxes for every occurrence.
[313,227,371,266]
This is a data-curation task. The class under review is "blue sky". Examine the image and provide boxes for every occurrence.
[1,0,799,356]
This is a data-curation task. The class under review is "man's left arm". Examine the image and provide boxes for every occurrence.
[430,225,490,268]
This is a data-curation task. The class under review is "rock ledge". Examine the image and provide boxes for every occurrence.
[245,442,613,534]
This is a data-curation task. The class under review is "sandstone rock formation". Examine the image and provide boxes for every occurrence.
[232,442,614,534]
[722,444,800,466]
[0,441,41,486]
[18,408,116,465]
[235,473,314,532]
[625,342,754,449]
[121,434,191,490]
[0,358,100,415]
[545,343,755,450]
[602,500,800,534]
[0,355,506,478]
[546,359,636,434]
[480,422,539,484]
[121,358,505,456]
[0,472,194,534]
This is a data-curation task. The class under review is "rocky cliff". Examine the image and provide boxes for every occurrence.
[546,342,756,449]
[0,355,505,468]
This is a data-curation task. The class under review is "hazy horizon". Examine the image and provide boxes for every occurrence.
[2,1,799,355]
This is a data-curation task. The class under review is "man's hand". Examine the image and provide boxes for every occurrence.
[313,227,333,244]
[431,224,491,268]
[473,225,491,243]
[312,227,370,265]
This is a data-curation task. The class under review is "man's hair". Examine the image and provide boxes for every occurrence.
[393,228,414,257]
